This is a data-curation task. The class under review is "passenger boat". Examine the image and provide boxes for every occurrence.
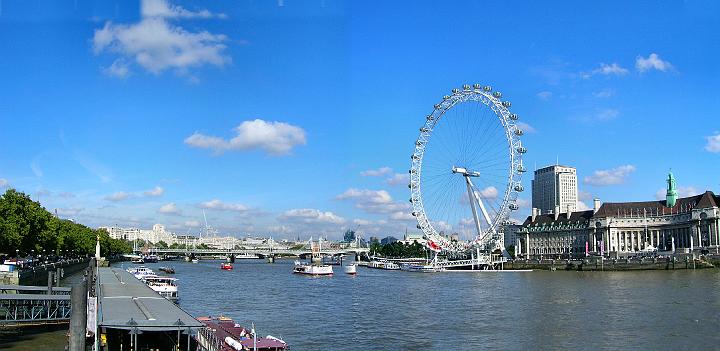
[126,266,154,280]
[221,263,233,270]
[400,263,444,273]
[293,261,333,276]
[143,254,159,263]
[131,257,144,264]
[344,263,357,275]
[195,316,288,351]
[142,275,179,302]
[368,260,401,270]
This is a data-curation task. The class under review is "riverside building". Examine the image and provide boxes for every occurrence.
[518,172,720,259]
[531,165,578,214]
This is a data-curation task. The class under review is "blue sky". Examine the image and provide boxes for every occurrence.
[0,0,718,239]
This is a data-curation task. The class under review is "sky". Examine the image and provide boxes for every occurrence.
[0,0,718,240]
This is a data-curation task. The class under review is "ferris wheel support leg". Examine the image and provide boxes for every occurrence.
[464,176,485,243]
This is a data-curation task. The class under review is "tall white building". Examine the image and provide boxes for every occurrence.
[531,165,578,214]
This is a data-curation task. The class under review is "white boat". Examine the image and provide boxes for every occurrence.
[126,266,155,280]
[368,260,400,270]
[191,258,199,264]
[401,263,444,273]
[293,261,333,276]
[344,263,357,275]
[142,275,179,302]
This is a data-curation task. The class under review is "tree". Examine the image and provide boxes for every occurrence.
[156,241,168,249]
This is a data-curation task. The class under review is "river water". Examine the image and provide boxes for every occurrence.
[4,259,720,350]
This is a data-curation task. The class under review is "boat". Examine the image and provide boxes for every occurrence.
[344,263,357,275]
[368,260,401,270]
[293,261,333,276]
[158,266,175,274]
[126,266,154,280]
[142,275,179,302]
[195,316,288,351]
[191,258,199,264]
[400,263,444,273]
[221,263,233,270]
[131,257,144,264]
[143,254,159,263]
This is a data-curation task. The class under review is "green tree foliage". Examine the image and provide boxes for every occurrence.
[0,189,131,257]
[372,241,428,258]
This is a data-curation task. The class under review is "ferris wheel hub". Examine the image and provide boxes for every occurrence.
[451,166,480,177]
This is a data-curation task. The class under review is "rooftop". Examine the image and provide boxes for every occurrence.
[97,267,202,331]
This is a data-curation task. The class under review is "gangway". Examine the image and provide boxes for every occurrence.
[0,293,72,327]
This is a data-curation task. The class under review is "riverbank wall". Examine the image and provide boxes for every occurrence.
[18,258,90,286]
[505,254,719,271]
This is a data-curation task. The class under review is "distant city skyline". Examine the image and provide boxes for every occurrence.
[0,0,718,239]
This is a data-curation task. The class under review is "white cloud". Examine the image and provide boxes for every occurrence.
[92,0,229,77]
[0,178,8,187]
[360,167,392,177]
[655,186,699,200]
[143,186,165,197]
[57,208,83,216]
[516,198,530,208]
[185,119,307,156]
[479,186,498,199]
[593,88,615,98]
[58,192,76,198]
[389,211,414,221]
[158,202,181,215]
[584,165,636,186]
[636,53,673,73]
[30,160,43,177]
[596,63,629,75]
[596,109,619,121]
[184,220,201,228]
[141,0,226,19]
[199,199,249,212]
[516,122,536,134]
[705,133,720,153]
[386,173,409,186]
[577,201,591,211]
[104,59,129,78]
[105,191,132,201]
[536,91,552,100]
[279,208,346,224]
[336,188,409,214]
[578,191,593,201]
[353,219,373,226]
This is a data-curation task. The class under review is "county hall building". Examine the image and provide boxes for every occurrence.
[517,172,720,259]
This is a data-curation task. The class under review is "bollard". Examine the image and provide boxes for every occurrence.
[69,280,88,351]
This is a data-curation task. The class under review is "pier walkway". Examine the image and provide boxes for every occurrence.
[96,267,203,350]
[0,290,72,327]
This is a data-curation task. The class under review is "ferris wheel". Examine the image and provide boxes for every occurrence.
[409,84,526,254]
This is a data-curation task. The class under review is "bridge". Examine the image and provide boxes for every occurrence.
[0,285,73,327]
[148,246,369,257]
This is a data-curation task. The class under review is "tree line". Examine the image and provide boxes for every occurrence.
[370,240,428,258]
[0,189,132,258]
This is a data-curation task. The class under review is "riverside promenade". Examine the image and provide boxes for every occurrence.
[505,254,720,271]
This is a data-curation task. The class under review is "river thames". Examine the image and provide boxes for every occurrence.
[4,260,720,350]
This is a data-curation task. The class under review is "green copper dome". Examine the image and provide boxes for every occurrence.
[666,171,678,207]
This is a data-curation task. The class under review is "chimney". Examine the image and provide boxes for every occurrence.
[531,208,538,222]
[554,206,560,221]
[593,198,601,214]
[566,204,572,219]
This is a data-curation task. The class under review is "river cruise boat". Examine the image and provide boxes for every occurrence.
[293,261,333,276]
[158,266,175,274]
[195,316,288,351]
[221,263,233,270]
[400,263,444,273]
[144,254,159,263]
[142,275,179,302]
[368,260,401,270]
[126,266,155,280]
[131,257,144,264]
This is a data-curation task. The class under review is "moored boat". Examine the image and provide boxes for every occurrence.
[131,257,144,264]
[159,266,175,274]
[400,263,444,273]
[344,263,357,275]
[142,275,179,302]
[221,263,233,270]
[126,266,154,280]
[195,316,288,351]
[293,261,333,276]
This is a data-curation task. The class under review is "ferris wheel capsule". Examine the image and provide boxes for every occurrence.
[514,184,524,192]
[509,203,519,210]
[502,101,512,108]
[473,83,481,89]
[517,146,527,153]
[463,84,471,91]
[452,88,461,94]
[514,128,523,136]
[483,86,492,92]
[493,91,502,98]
